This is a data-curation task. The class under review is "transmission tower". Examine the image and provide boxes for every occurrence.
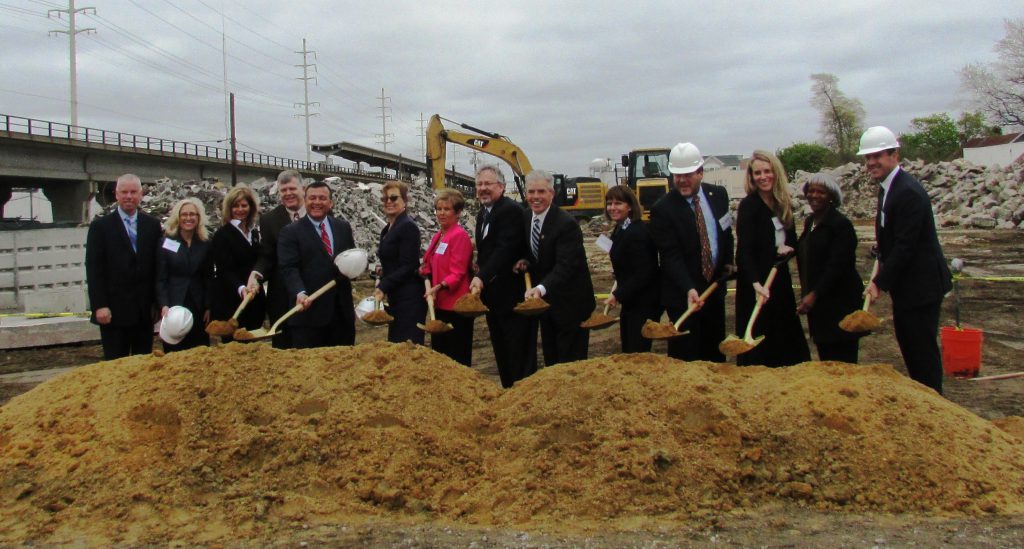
[376,88,393,153]
[294,38,319,163]
[418,112,427,160]
[48,0,95,128]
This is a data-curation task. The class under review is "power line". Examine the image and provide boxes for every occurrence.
[295,38,319,163]
[376,87,393,153]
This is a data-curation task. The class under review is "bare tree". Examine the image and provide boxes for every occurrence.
[960,19,1024,129]
[809,73,866,162]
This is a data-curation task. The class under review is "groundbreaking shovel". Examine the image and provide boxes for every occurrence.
[361,295,394,325]
[719,255,792,357]
[839,259,882,333]
[453,286,489,317]
[418,279,454,334]
[580,282,619,330]
[514,271,550,316]
[643,272,732,340]
[234,280,336,342]
[206,290,254,336]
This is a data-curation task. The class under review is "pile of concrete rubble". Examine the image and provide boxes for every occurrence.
[791,159,1024,230]
[135,176,465,264]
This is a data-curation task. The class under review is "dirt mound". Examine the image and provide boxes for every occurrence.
[2,345,1023,545]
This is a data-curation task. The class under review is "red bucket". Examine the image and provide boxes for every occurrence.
[941,326,983,379]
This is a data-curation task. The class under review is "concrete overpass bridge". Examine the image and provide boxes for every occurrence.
[0,114,418,223]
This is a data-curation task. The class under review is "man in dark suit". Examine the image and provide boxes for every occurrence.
[861,126,951,394]
[515,170,595,366]
[248,170,305,349]
[469,164,536,387]
[649,142,735,362]
[277,181,356,348]
[85,173,162,359]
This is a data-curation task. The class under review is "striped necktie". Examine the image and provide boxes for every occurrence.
[693,195,713,281]
[125,216,137,252]
[320,221,332,256]
[531,217,541,259]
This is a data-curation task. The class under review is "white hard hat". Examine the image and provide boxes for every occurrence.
[159,306,194,344]
[668,142,704,174]
[857,126,900,156]
[355,296,376,320]
[334,248,368,279]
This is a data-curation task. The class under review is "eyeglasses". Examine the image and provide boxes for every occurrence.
[382,195,402,203]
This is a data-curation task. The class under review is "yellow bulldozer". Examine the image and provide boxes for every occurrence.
[620,147,671,219]
[426,115,606,219]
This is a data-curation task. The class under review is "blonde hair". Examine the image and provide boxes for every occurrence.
[745,150,794,228]
[165,197,209,241]
[221,185,259,228]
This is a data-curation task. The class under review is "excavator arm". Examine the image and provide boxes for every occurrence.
[425,114,532,202]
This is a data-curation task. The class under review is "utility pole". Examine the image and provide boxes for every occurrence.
[418,112,427,160]
[48,0,95,129]
[376,88,393,153]
[294,38,319,163]
[220,1,229,137]
[229,93,237,185]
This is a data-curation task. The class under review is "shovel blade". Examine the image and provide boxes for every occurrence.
[580,313,618,330]
[233,327,274,342]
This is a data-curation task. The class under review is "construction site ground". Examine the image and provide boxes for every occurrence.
[1,226,1022,546]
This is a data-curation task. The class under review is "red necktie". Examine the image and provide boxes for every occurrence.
[320,221,332,256]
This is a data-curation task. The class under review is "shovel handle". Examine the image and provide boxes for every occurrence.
[231,290,253,321]
[862,259,880,311]
[743,266,778,340]
[270,279,337,333]
[673,281,720,330]
[524,271,533,291]
[602,281,617,315]
[424,278,437,321]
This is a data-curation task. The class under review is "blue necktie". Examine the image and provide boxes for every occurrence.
[531,217,541,259]
[125,217,137,252]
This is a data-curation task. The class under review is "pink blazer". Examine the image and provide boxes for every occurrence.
[421,225,473,311]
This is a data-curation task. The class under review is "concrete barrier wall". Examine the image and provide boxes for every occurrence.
[0,228,89,313]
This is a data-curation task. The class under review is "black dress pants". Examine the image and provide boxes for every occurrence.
[431,308,473,366]
[486,309,536,388]
[893,298,944,394]
[100,322,154,360]
[666,285,726,362]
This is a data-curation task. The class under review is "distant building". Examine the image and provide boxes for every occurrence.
[963,133,1024,168]
[702,154,748,199]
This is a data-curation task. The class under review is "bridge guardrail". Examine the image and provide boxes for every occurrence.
[0,113,393,180]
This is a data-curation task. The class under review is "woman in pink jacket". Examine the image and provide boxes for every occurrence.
[421,188,474,365]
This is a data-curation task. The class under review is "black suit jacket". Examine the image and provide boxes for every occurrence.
[278,215,356,327]
[875,168,952,308]
[475,195,527,312]
[525,206,595,327]
[253,205,298,321]
[609,220,660,312]
[796,208,863,344]
[377,212,423,302]
[649,184,734,309]
[157,233,213,312]
[85,209,162,326]
[211,224,266,326]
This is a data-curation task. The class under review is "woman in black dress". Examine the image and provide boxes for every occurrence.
[603,185,661,353]
[796,173,864,363]
[374,180,426,344]
[211,185,266,341]
[157,197,213,352]
[735,150,810,367]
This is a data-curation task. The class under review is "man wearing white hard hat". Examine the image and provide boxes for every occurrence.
[860,126,951,394]
[278,180,358,348]
[649,143,735,362]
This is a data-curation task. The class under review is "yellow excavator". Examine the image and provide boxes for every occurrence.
[620,147,671,219]
[426,114,606,218]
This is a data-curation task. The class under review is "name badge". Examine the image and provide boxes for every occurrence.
[596,234,613,253]
[162,239,181,253]
[436,242,448,255]
[718,212,733,230]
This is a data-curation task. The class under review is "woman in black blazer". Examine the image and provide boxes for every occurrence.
[604,185,662,353]
[735,150,810,367]
[211,185,266,341]
[157,197,213,352]
[374,180,426,345]
[796,173,864,363]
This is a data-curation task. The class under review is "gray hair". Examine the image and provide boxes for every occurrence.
[116,173,141,189]
[277,169,302,185]
[802,172,843,208]
[525,169,554,190]
[475,164,506,185]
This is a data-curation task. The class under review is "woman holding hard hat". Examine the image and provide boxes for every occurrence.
[157,197,213,352]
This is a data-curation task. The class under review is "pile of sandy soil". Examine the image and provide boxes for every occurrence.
[1,344,1022,545]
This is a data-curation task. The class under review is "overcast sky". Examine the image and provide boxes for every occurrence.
[1,0,1019,179]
